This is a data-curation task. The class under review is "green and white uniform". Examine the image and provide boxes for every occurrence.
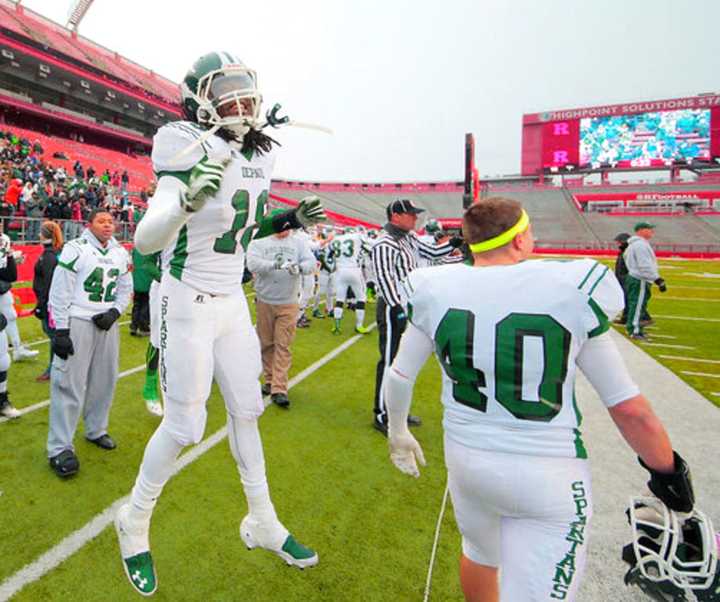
[152,121,274,295]
[397,259,634,600]
[47,229,132,457]
[332,232,370,303]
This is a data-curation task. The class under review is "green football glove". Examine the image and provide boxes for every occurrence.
[296,196,327,227]
[179,158,227,212]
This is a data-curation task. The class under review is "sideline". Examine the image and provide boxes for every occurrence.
[0,324,376,601]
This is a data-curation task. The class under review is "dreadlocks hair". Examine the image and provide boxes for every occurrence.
[215,125,280,156]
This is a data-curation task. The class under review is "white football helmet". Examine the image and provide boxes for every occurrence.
[625,496,718,595]
[181,52,262,140]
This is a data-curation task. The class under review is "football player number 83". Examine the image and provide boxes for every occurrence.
[213,189,268,254]
[435,309,571,422]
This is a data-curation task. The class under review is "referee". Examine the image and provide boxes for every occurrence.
[371,199,461,435]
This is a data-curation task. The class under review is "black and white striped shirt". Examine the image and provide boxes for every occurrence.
[371,224,454,308]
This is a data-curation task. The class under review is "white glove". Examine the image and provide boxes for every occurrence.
[179,158,227,212]
[389,429,426,478]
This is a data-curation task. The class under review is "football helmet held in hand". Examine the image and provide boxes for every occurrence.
[623,496,719,599]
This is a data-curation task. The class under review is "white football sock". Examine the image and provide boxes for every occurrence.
[333,305,343,321]
[128,424,183,523]
[227,414,278,524]
[356,309,365,328]
[6,320,21,349]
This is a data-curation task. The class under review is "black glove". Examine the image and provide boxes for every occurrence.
[390,304,407,324]
[92,308,121,331]
[0,313,6,332]
[33,305,46,320]
[448,235,464,249]
[639,451,694,513]
[52,329,74,360]
[654,278,667,293]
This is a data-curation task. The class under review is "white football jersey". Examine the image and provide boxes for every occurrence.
[331,232,370,270]
[404,259,624,459]
[152,121,275,295]
[51,230,131,324]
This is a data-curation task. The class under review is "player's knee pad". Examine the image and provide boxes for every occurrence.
[356,301,366,310]
[161,397,207,446]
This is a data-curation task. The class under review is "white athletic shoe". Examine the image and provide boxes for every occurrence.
[0,399,20,418]
[115,503,157,596]
[240,515,319,569]
[12,346,39,361]
[145,399,163,417]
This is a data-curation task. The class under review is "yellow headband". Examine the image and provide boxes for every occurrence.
[468,210,530,253]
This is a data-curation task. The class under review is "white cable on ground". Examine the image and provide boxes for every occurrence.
[423,481,450,602]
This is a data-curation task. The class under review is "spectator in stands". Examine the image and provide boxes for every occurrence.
[101,169,110,186]
[33,221,63,381]
[121,170,129,192]
[25,191,44,241]
[86,166,95,180]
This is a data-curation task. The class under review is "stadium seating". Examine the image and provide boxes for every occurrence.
[2,124,154,191]
[0,1,179,105]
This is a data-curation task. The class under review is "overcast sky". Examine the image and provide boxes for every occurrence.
[19,0,720,182]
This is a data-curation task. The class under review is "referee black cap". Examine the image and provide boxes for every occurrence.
[386,199,425,220]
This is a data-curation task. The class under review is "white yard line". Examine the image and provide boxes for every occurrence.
[662,297,720,303]
[640,343,695,350]
[681,371,720,379]
[669,286,720,291]
[0,365,146,424]
[26,320,132,348]
[648,334,676,339]
[0,324,376,601]
[653,315,720,323]
[658,355,720,364]
[711,392,720,397]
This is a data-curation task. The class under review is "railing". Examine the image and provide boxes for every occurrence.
[5,216,135,243]
[535,239,720,256]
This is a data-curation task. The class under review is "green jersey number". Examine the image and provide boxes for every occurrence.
[83,267,121,303]
[213,189,268,255]
[331,239,355,258]
[435,309,571,422]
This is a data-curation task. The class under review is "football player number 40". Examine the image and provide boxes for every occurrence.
[213,189,268,254]
[435,309,571,422]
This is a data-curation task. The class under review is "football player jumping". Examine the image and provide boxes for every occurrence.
[115,52,326,596]
[384,197,697,601]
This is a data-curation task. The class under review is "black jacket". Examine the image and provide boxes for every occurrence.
[33,244,58,318]
[615,242,629,282]
[0,254,17,295]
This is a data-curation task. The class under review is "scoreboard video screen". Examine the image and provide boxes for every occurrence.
[520,95,720,175]
[579,109,710,168]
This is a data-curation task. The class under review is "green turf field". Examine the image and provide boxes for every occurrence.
[1,257,718,601]
[602,258,720,408]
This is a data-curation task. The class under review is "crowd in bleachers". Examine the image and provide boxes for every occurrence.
[0,129,146,242]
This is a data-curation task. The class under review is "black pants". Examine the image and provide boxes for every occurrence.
[373,297,407,423]
[131,291,150,332]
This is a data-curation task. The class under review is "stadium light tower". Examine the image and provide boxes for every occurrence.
[66,0,95,32]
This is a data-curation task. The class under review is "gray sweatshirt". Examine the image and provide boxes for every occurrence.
[623,235,660,282]
[246,233,316,304]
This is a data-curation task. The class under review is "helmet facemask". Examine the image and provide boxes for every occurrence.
[192,65,262,140]
[627,496,718,591]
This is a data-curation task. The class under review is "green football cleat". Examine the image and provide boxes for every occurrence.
[240,515,319,569]
[312,308,325,319]
[331,319,342,335]
[355,325,369,334]
[115,504,158,596]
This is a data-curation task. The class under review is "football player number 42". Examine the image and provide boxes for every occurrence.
[213,189,268,254]
[435,309,571,422]
[83,267,120,302]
